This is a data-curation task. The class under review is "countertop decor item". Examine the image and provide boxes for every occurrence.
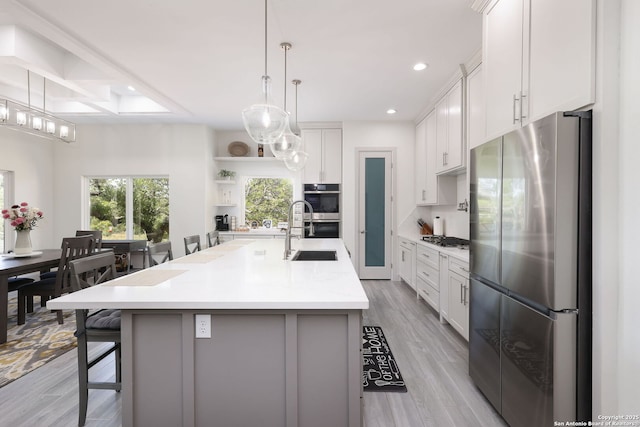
[2,202,44,255]
[228,141,249,157]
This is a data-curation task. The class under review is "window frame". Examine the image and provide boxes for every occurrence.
[83,175,170,241]
[0,170,15,253]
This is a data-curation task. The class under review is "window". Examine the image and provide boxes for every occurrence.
[0,171,14,252]
[243,177,293,226]
[88,177,169,242]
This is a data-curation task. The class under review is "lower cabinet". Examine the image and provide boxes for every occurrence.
[402,238,470,340]
[398,238,416,291]
[416,245,440,313]
[447,257,470,341]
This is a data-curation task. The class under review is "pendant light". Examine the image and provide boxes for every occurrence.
[285,79,309,171]
[241,0,288,145]
[270,42,301,159]
[0,70,76,142]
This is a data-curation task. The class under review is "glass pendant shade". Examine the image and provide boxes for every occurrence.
[270,123,302,159]
[242,76,288,145]
[284,150,309,171]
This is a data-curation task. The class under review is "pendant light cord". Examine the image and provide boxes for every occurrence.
[264,0,268,77]
[27,70,31,109]
[283,46,288,111]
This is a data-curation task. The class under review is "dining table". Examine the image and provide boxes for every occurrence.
[0,249,62,344]
[101,240,148,273]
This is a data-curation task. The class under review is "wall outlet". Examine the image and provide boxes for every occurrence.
[195,314,211,338]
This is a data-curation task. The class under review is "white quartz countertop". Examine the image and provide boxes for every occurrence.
[47,238,368,311]
[219,228,286,236]
[399,233,470,263]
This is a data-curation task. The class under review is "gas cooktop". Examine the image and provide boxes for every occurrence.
[421,236,469,249]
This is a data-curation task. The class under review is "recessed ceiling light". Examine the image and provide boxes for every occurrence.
[127,85,136,91]
[387,109,397,115]
[413,63,428,71]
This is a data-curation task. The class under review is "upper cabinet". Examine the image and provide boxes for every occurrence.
[435,80,464,174]
[415,110,456,206]
[301,129,342,184]
[466,64,485,151]
[483,0,595,140]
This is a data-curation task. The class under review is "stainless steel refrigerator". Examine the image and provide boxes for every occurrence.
[469,111,592,426]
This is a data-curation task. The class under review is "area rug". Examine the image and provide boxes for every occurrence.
[362,325,407,392]
[0,294,77,388]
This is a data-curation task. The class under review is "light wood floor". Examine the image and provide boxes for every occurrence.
[0,280,506,427]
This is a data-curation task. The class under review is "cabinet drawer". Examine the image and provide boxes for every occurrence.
[417,277,439,312]
[449,257,469,279]
[416,261,439,291]
[416,245,439,270]
[399,237,415,249]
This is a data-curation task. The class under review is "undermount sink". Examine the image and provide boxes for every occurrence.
[291,250,338,261]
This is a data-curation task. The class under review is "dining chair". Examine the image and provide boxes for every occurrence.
[69,251,121,427]
[75,229,103,250]
[147,241,173,266]
[38,230,103,283]
[183,235,201,255]
[17,235,95,325]
[206,230,219,248]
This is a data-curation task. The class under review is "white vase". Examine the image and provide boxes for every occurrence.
[14,229,32,255]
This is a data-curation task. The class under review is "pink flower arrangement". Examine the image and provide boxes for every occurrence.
[2,202,44,231]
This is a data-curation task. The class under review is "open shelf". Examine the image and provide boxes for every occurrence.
[214,157,281,163]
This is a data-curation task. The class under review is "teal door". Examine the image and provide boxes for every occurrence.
[358,151,391,279]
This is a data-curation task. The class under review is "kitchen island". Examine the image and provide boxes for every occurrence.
[48,238,368,427]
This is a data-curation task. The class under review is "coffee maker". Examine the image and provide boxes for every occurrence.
[215,214,229,231]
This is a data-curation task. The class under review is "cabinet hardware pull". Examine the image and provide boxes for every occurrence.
[520,91,527,120]
[513,94,519,124]
[401,251,405,262]
[460,284,464,304]
[461,267,469,273]
[421,271,429,277]
[422,189,425,200]
[463,285,468,305]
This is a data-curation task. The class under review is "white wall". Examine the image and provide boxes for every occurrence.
[616,0,640,414]
[0,128,56,251]
[52,123,215,257]
[341,121,415,277]
[592,0,622,416]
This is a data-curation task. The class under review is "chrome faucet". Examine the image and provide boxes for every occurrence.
[284,200,314,259]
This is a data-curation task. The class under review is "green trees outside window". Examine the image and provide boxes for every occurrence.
[244,178,293,225]
[89,177,169,242]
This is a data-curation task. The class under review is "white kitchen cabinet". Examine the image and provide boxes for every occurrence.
[438,253,450,321]
[414,117,428,204]
[301,129,342,184]
[447,257,470,341]
[435,80,464,174]
[416,245,440,312]
[466,64,486,151]
[483,0,595,140]
[398,238,416,291]
[416,110,456,206]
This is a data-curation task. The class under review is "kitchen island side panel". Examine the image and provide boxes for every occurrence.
[122,310,363,427]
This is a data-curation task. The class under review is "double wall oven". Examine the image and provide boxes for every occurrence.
[303,184,340,238]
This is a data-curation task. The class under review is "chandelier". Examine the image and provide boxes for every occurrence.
[0,71,76,143]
